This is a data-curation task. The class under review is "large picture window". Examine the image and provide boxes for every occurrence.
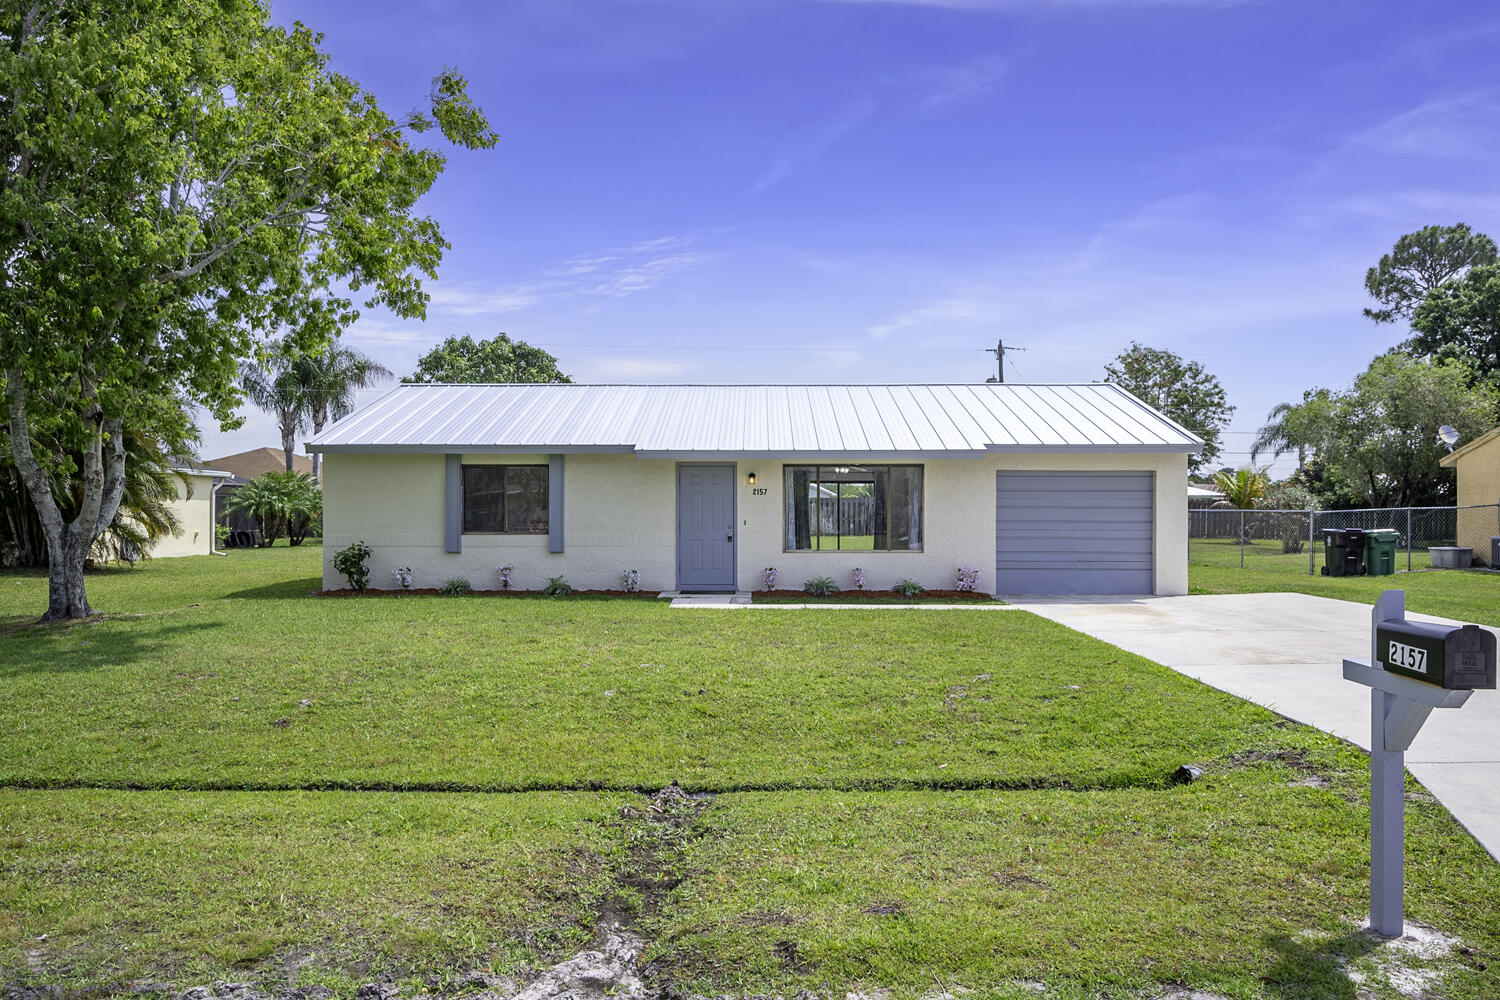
[463,465,549,534]
[784,465,922,551]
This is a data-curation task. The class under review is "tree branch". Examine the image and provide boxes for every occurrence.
[94,417,128,544]
[3,370,65,541]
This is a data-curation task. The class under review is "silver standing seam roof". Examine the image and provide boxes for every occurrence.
[305,383,1203,459]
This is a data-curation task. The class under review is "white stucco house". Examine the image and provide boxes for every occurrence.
[306,383,1201,596]
[148,467,233,558]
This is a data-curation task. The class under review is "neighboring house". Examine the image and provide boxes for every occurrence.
[203,447,315,532]
[149,467,233,558]
[1439,426,1500,562]
[306,383,1202,596]
[1187,484,1224,507]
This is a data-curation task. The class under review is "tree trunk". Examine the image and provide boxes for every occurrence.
[281,408,297,472]
[311,410,325,481]
[6,373,128,621]
[44,523,96,620]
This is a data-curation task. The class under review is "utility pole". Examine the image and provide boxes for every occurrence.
[986,339,1004,383]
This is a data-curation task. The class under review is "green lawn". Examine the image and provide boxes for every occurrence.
[2,547,1498,999]
[1190,538,1500,627]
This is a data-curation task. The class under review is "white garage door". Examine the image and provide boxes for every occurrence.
[995,471,1154,595]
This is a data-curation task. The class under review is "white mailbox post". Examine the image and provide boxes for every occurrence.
[1342,589,1495,937]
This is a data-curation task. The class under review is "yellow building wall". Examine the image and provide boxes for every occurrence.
[1453,434,1500,561]
[322,450,1190,595]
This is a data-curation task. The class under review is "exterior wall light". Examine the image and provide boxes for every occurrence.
[746,472,757,486]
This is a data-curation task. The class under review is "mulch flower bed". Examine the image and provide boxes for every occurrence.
[755,589,995,601]
[315,588,662,598]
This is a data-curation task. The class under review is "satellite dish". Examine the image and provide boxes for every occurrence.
[1438,425,1461,452]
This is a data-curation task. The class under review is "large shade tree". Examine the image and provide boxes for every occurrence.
[0,2,495,619]
[1363,224,1496,326]
[1103,343,1234,475]
[1318,354,1495,508]
[1408,262,1500,392]
[405,333,569,384]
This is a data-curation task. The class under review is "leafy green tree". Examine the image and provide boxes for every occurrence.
[1103,343,1234,474]
[224,471,321,547]
[1363,224,1496,325]
[1408,262,1500,390]
[1250,389,1337,471]
[0,2,494,619]
[405,334,569,384]
[1319,354,1496,508]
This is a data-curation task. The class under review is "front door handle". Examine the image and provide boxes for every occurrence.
[727,525,734,543]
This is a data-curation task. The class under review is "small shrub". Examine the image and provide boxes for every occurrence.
[804,576,840,597]
[954,566,980,592]
[333,540,372,593]
[439,577,472,596]
[893,578,925,599]
[391,566,414,590]
[214,524,230,549]
[621,568,640,593]
[761,567,780,591]
[497,565,513,590]
[541,575,573,597]
[851,567,865,590]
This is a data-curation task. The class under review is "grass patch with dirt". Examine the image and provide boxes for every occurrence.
[4,547,1500,999]
[0,788,628,993]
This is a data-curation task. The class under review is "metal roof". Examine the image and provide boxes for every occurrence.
[306,383,1204,458]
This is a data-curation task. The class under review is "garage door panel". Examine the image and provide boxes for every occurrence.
[996,471,1154,595]
[994,536,1155,556]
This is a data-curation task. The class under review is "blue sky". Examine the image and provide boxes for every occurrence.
[204,0,1500,475]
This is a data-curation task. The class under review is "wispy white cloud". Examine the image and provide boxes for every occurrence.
[1060,190,1216,272]
[428,235,714,318]
[818,0,1249,8]
[1336,90,1500,160]
[341,319,433,346]
[428,285,549,316]
[916,52,1009,111]
[1289,188,1500,232]
[867,295,989,339]
[576,357,694,380]
[751,97,878,194]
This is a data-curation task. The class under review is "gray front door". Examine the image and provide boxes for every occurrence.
[677,464,736,591]
[996,471,1154,595]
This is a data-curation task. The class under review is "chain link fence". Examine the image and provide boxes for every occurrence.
[1188,504,1500,574]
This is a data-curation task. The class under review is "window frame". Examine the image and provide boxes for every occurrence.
[461,463,550,535]
[781,463,925,553]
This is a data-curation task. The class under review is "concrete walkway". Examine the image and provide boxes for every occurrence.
[1011,592,1500,861]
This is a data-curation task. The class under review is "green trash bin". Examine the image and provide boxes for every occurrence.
[1365,528,1400,576]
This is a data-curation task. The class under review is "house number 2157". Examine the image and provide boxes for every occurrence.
[751,487,768,496]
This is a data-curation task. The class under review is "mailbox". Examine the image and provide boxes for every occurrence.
[1375,619,1496,690]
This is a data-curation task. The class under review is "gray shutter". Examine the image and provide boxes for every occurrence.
[445,454,462,553]
[548,454,564,553]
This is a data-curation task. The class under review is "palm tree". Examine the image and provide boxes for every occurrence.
[292,345,391,480]
[240,350,307,472]
[1212,467,1270,509]
[1250,389,1335,471]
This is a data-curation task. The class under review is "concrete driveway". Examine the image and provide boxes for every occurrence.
[1011,592,1500,861]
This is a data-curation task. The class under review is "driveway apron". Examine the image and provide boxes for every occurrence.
[1011,592,1500,861]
